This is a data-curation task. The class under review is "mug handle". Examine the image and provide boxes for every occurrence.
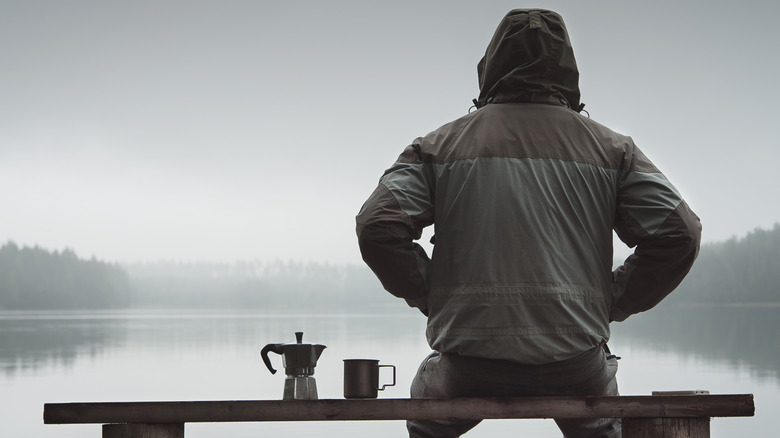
[378,364,396,391]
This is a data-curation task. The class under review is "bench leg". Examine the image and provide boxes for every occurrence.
[623,417,710,438]
[102,423,184,438]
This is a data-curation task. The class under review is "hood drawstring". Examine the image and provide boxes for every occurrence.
[469,98,480,113]
[470,97,495,112]
[577,103,590,118]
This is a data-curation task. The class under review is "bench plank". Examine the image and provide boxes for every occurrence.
[44,395,754,424]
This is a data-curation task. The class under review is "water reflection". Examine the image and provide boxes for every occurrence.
[612,305,780,382]
[0,310,428,377]
[0,311,124,376]
[2,307,778,382]
[1,308,776,438]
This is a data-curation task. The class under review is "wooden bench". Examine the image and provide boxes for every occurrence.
[44,394,755,438]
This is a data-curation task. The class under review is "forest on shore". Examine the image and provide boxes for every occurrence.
[1,223,778,310]
[0,242,131,309]
[667,223,780,306]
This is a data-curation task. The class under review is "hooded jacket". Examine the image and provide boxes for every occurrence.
[356,9,701,364]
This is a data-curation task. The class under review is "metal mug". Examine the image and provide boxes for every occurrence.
[343,359,396,399]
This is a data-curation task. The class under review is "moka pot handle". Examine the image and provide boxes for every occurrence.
[260,343,284,374]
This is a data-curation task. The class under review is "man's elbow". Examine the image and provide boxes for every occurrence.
[676,201,702,261]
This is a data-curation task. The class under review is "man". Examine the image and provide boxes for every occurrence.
[356,9,701,438]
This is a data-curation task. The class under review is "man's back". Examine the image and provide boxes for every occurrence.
[356,8,700,365]
[357,8,700,437]
[370,99,697,364]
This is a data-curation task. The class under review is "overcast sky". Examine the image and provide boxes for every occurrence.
[2,0,778,264]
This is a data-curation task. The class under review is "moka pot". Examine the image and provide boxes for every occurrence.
[261,332,326,400]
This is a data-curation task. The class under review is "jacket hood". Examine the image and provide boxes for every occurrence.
[475,9,581,111]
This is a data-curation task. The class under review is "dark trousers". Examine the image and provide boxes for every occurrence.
[408,346,621,438]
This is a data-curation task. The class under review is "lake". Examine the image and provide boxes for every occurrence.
[1,306,777,437]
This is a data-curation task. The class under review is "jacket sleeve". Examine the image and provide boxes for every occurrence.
[611,144,702,322]
[355,143,434,314]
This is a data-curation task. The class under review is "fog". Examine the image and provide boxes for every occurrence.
[2,0,778,263]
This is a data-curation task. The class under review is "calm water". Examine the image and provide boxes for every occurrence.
[1,307,777,437]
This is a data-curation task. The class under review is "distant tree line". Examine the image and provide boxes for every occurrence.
[2,223,779,310]
[667,223,780,305]
[0,242,397,311]
[122,259,398,311]
[0,241,131,310]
